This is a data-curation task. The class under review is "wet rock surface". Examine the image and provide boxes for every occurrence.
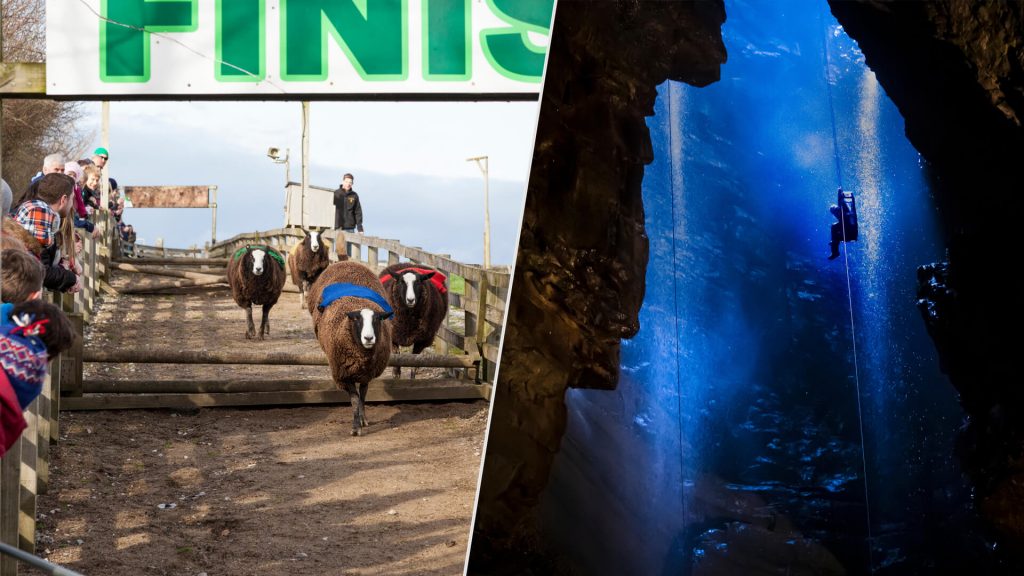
[471,0,1024,571]
[830,0,1024,562]
[469,0,727,571]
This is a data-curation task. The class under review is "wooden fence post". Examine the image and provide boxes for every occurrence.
[18,404,37,554]
[477,273,491,381]
[464,276,479,360]
[1,436,21,575]
[37,368,52,495]
[50,353,61,445]
[61,314,85,398]
[367,246,379,272]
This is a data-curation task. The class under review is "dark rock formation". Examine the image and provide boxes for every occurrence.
[828,0,1024,556]
[469,0,727,569]
[472,0,1024,569]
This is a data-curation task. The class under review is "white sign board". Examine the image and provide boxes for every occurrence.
[284,182,335,229]
[46,0,553,98]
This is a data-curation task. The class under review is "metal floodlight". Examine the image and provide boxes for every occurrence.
[267,147,280,160]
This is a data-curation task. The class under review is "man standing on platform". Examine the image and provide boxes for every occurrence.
[333,173,363,258]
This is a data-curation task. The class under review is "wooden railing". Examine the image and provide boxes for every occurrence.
[207,228,509,380]
[0,223,507,572]
[0,212,112,574]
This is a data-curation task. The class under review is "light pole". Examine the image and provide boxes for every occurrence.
[267,147,291,225]
[467,155,491,269]
[301,101,310,230]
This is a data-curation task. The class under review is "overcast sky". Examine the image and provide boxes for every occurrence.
[77,99,540,265]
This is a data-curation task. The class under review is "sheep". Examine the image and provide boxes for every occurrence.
[307,261,393,436]
[378,263,449,379]
[287,229,333,307]
[227,245,286,340]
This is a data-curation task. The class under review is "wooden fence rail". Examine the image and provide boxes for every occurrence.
[0,219,506,572]
[0,208,109,573]
[206,228,509,379]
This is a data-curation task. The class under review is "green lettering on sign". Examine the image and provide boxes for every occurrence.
[281,0,408,81]
[216,0,265,81]
[423,0,470,81]
[480,0,553,83]
[101,0,199,82]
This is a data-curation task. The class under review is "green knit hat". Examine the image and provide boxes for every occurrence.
[93,147,109,157]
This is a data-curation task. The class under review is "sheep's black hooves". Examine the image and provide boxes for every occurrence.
[351,428,360,437]
[245,331,255,340]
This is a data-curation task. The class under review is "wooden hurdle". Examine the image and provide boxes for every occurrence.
[206,228,510,380]
[0,221,507,569]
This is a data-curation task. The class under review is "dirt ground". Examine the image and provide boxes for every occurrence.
[27,269,489,575]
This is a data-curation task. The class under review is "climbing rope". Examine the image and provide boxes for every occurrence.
[667,82,688,559]
[822,12,875,573]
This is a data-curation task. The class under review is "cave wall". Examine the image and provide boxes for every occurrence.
[471,0,1024,568]
[469,0,727,565]
[827,0,1024,550]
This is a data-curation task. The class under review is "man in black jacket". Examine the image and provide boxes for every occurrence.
[333,173,363,233]
[333,173,363,259]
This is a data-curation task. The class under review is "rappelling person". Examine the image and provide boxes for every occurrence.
[828,186,858,260]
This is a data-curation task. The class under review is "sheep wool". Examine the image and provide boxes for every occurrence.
[308,261,393,435]
[288,229,331,306]
[379,263,449,355]
[227,245,286,340]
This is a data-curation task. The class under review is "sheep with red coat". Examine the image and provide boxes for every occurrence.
[379,263,448,378]
[227,245,286,340]
[307,261,393,436]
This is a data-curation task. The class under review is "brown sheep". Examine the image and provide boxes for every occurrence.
[227,245,286,340]
[287,229,333,307]
[307,261,393,436]
[379,263,448,379]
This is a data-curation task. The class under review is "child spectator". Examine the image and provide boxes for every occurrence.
[1,249,44,303]
[0,300,75,456]
[81,165,101,211]
[64,162,100,239]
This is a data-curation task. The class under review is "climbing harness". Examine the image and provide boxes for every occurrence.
[823,11,875,572]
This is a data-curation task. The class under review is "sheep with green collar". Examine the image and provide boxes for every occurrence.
[227,245,286,340]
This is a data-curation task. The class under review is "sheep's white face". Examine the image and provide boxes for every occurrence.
[402,272,418,307]
[358,309,376,348]
[310,231,320,252]
[251,249,267,276]
[346,308,393,349]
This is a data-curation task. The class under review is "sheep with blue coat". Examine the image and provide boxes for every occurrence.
[227,245,286,340]
[307,261,393,436]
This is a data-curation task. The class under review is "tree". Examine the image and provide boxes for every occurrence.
[2,0,91,193]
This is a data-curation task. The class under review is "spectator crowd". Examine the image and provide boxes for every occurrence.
[0,147,127,454]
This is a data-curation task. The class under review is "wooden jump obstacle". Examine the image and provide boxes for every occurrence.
[0,214,507,570]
